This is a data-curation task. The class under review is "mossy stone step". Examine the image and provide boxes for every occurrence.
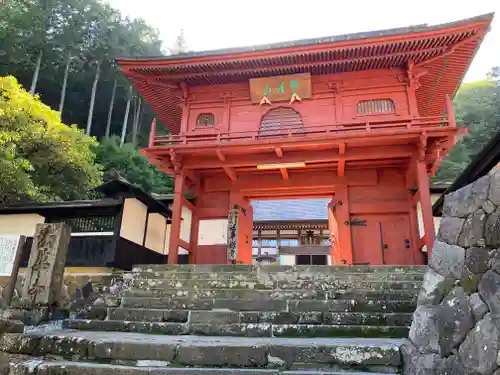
[134,264,425,274]
[120,297,416,313]
[131,278,422,291]
[63,319,409,338]
[11,361,399,375]
[123,288,418,302]
[77,308,412,327]
[11,329,402,370]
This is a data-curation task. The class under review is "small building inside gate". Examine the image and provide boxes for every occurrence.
[117,14,493,265]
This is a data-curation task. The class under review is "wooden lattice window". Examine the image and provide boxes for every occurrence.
[196,113,215,127]
[356,99,395,115]
[260,107,303,135]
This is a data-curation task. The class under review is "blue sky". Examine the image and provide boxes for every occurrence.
[108,0,499,82]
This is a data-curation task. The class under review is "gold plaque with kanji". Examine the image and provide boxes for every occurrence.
[249,73,312,104]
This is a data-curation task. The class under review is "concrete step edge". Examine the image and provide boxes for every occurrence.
[11,360,398,375]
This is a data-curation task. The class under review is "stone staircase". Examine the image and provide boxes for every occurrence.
[1,264,424,374]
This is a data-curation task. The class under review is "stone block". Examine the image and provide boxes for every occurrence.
[460,269,482,294]
[176,344,268,367]
[429,241,465,279]
[479,270,500,315]
[190,323,272,337]
[409,305,440,354]
[213,298,287,312]
[401,339,441,375]
[0,319,24,334]
[489,250,500,273]
[436,355,467,375]
[443,175,489,218]
[437,217,465,245]
[485,207,500,247]
[190,311,240,324]
[458,313,500,375]
[417,268,454,306]
[489,170,500,206]
[21,223,71,308]
[438,287,474,356]
[458,210,487,248]
[93,341,176,361]
[484,200,497,214]
[469,293,489,322]
[464,247,490,273]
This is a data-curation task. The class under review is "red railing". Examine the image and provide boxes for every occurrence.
[149,116,452,148]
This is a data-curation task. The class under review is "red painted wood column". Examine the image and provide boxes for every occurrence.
[335,185,353,265]
[168,171,185,264]
[416,159,435,256]
[189,203,199,264]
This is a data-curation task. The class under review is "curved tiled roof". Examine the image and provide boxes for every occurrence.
[117,13,493,134]
[252,199,330,221]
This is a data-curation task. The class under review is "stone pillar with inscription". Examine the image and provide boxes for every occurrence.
[3,223,72,324]
[22,223,71,309]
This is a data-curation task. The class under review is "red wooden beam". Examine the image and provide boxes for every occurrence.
[338,142,346,177]
[280,168,289,180]
[223,166,237,181]
[275,147,284,158]
[183,145,415,170]
[216,149,226,161]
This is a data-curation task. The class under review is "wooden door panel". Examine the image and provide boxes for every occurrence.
[350,215,383,265]
[380,215,415,265]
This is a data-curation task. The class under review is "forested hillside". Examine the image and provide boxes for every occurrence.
[434,70,500,183]
[0,0,178,202]
[0,0,498,204]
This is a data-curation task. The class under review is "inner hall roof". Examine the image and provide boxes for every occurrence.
[117,13,494,135]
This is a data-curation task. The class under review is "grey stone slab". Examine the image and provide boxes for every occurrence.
[289,299,416,313]
[484,200,497,214]
[271,324,408,338]
[401,339,442,375]
[21,223,71,308]
[176,344,268,367]
[213,298,287,312]
[464,247,490,273]
[417,268,454,306]
[469,293,489,322]
[436,354,466,375]
[458,313,500,375]
[489,170,500,206]
[121,297,214,310]
[438,216,465,245]
[322,312,412,326]
[437,287,474,356]
[240,311,323,325]
[63,319,190,335]
[485,207,500,247]
[443,175,489,218]
[458,210,487,248]
[479,270,500,314]
[108,308,188,323]
[93,340,177,361]
[429,240,465,279]
[408,305,439,354]
[190,310,240,324]
[190,323,272,337]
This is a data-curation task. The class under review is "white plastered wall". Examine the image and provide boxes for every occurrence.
[180,206,192,243]
[280,255,295,265]
[0,214,45,236]
[417,193,442,252]
[120,198,148,245]
[145,213,167,254]
[198,219,228,245]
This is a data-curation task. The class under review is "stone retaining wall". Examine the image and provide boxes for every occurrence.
[404,169,500,375]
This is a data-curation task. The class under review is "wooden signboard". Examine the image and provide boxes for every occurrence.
[249,73,312,104]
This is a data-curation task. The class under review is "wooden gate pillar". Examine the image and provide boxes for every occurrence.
[228,191,253,264]
[416,159,435,256]
[335,185,353,265]
[168,171,185,264]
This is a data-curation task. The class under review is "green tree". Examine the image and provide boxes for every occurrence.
[94,136,173,194]
[0,76,103,203]
[434,74,500,182]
